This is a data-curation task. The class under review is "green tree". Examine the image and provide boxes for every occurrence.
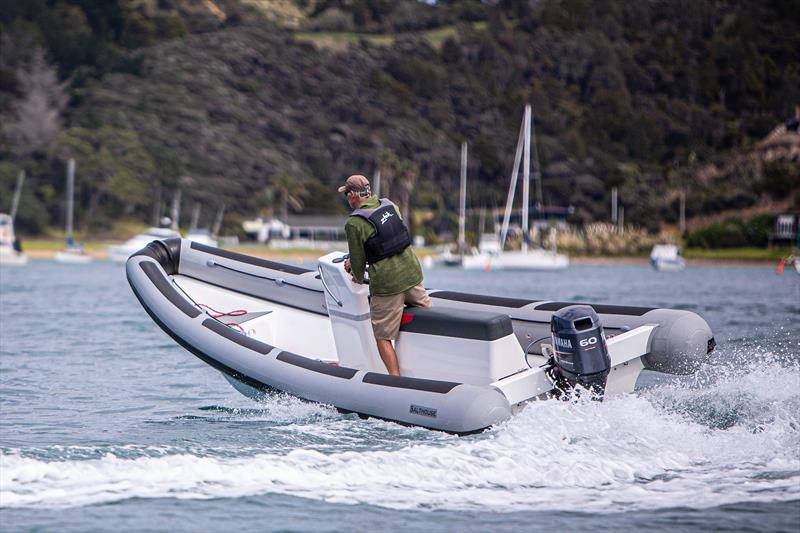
[59,126,154,229]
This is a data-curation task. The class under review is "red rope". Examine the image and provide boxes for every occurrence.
[195,303,248,318]
[195,303,248,334]
[225,322,245,333]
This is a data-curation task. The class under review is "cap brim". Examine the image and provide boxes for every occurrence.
[337,185,348,193]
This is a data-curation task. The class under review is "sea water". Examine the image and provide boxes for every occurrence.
[0,260,798,532]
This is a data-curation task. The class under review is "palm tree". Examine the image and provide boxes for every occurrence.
[269,174,307,221]
[395,160,418,223]
[377,148,399,198]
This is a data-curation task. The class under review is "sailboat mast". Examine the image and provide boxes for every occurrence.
[459,142,467,259]
[66,158,75,241]
[499,110,527,249]
[531,107,544,213]
[521,104,531,254]
[10,170,25,221]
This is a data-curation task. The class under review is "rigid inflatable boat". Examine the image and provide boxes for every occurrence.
[127,239,716,434]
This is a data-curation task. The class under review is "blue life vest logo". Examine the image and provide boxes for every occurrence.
[380,211,394,225]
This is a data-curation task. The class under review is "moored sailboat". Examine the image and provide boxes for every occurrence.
[465,104,569,271]
[54,159,92,264]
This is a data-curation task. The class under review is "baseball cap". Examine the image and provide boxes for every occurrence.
[338,174,371,193]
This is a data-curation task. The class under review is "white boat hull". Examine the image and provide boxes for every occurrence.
[463,250,569,271]
[651,258,686,271]
[0,213,27,266]
[0,247,28,266]
[54,250,93,263]
[126,239,715,434]
[108,228,181,263]
[461,252,492,270]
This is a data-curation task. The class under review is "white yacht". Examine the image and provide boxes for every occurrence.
[54,240,92,264]
[186,229,218,248]
[433,111,569,273]
[0,213,27,267]
[473,105,569,271]
[107,227,181,263]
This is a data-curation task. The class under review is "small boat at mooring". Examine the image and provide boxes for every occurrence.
[0,213,27,267]
[650,244,686,271]
[108,227,181,263]
[127,238,715,434]
[54,159,92,264]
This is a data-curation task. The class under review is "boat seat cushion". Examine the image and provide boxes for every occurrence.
[399,307,513,341]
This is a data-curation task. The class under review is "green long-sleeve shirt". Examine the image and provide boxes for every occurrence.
[344,195,423,296]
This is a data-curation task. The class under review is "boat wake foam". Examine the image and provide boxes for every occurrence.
[2,349,798,512]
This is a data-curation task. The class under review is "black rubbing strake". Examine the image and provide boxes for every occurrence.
[140,262,200,318]
[276,351,358,379]
[362,372,460,394]
[534,302,654,316]
[430,290,538,308]
[202,318,274,354]
[131,238,182,275]
[190,241,311,275]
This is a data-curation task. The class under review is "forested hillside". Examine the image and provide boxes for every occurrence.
[1,0,798,238]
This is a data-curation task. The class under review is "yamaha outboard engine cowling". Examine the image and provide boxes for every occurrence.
[549,305,611,397]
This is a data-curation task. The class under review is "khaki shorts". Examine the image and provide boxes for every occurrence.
[370,284,432,340]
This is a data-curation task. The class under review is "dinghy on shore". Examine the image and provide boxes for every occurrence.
[127,239,715,434]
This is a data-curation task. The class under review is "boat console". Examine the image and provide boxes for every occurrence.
[319,253,529,384]
[397,307,527,384]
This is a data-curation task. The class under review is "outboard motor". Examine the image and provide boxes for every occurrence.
[548,305,611,398]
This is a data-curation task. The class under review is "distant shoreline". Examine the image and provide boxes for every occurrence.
[569,256,780,267]
[15,240,786,267]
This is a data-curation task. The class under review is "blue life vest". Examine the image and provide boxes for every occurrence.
[351,198,412,264]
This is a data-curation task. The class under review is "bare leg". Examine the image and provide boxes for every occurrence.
[376,339,401,376]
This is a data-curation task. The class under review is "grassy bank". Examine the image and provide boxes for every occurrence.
[683,247,791,261]
[20,239,108,251]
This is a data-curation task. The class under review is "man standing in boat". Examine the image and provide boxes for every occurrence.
[339,174,431,376]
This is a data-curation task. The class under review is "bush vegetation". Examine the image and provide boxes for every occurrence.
[686,213,776,249]
[0,0,798,239]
